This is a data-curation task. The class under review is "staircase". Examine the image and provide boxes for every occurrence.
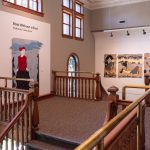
[26,131,79,150]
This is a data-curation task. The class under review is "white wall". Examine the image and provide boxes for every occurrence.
[0,11,51,96]
[94,28,150,100]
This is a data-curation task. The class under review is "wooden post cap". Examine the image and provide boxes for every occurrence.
[107,86,119,93]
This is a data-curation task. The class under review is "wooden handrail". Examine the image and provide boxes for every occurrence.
[0,77,34,82]
[75,86,149,150]
[53,71,105,100]
[122,85,150,100]
[0,92,32,141]
[0,77,39,149]
[52,70,95,75]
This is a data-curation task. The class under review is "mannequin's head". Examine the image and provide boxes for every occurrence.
[19,47,26,56]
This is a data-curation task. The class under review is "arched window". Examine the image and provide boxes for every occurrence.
[68,53,79,74]
[67,53,79,96]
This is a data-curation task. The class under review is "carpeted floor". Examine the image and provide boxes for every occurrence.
[37,96,150,149]
[38,97,108,143]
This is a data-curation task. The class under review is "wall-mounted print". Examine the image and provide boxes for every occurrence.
[11,38,42,90]
[104,54,116,77]
[144,53,150,76]
[118,54,142,78]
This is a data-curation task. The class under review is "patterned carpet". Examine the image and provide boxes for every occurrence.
[38,96,108,143]
[37,96,150,149]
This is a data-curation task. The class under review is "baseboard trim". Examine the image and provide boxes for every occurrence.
[38,93,54,101]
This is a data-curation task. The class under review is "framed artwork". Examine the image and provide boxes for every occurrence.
[11,38,42,90]
[118,54,142,78]
[104,54,116,77]
[144,53,150,76]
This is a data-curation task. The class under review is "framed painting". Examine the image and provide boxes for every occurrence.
[104,54,116,77]
[118,54,142,78]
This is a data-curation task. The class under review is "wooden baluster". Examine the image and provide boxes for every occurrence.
[53,71,56,95]
[75,78,77,98]
[6,135,8,150]
[63,77,65,96]
[8,92,11,121]
[16,120,19,150]
[32,83,39,138]
[11,127,14,150]
[85,79,87,99]
[0,90,2,120]
[25,108,29,142]
[56,77,58,95]
[12,92,15,118]
[71,77,74,98]
[4,91,7,121]
[95,73,101,100]
[21,115,24,150]
[60,77,62,96]
[144,75,150,106]
[17,92,20,113]
[88,79,90,99]
[66,76,68,97]
[82,79,83,99]
[92,75,94,99]
[78,78,80,98]
[105,86,119,122]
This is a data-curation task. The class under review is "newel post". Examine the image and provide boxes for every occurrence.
[52,71,56,95]
[106,86,119,121]
[32,82,39,137]
[95,73,102,100]
[144,75,150,106]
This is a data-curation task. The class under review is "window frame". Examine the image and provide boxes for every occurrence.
[62,6,73,38]
[74,0,84,40]
[2,0,44,16]
[62,0,84,40]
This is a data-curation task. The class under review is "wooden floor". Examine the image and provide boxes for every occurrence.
[37,96,108,144]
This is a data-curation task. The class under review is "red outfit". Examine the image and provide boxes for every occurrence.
[18,56,27,71]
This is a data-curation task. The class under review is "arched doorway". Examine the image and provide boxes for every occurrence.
[67,53,79,96]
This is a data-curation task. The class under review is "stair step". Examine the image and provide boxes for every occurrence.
[26,140,73,150]
[34,131,79,149]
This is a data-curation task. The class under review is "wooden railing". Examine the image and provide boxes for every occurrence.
[75,85,149,150]
[52,71,106,100]
[0,77,39,149]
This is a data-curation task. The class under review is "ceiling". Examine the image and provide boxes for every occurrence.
[81,0,150,9]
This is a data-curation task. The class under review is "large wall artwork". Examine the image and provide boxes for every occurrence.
[11,38,42,89]
[144,53,150,76]
[118,54,142,78]
[104,54,116,77]
[0,11,50,95]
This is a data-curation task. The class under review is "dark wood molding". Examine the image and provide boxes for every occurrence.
[2,0,44,17]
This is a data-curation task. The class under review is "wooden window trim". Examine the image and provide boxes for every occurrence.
[62,3,73,38]
[74,0,84,14]
[74,13,84,40]
[2,0,44,17]
[62,0,84,41]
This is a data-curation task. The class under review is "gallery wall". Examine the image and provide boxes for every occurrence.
[94,28,150,99]
[91,1,150,31]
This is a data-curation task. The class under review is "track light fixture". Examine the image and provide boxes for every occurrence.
[110,32,113,37]
[127,30,130,36]
[143,29,146,35]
